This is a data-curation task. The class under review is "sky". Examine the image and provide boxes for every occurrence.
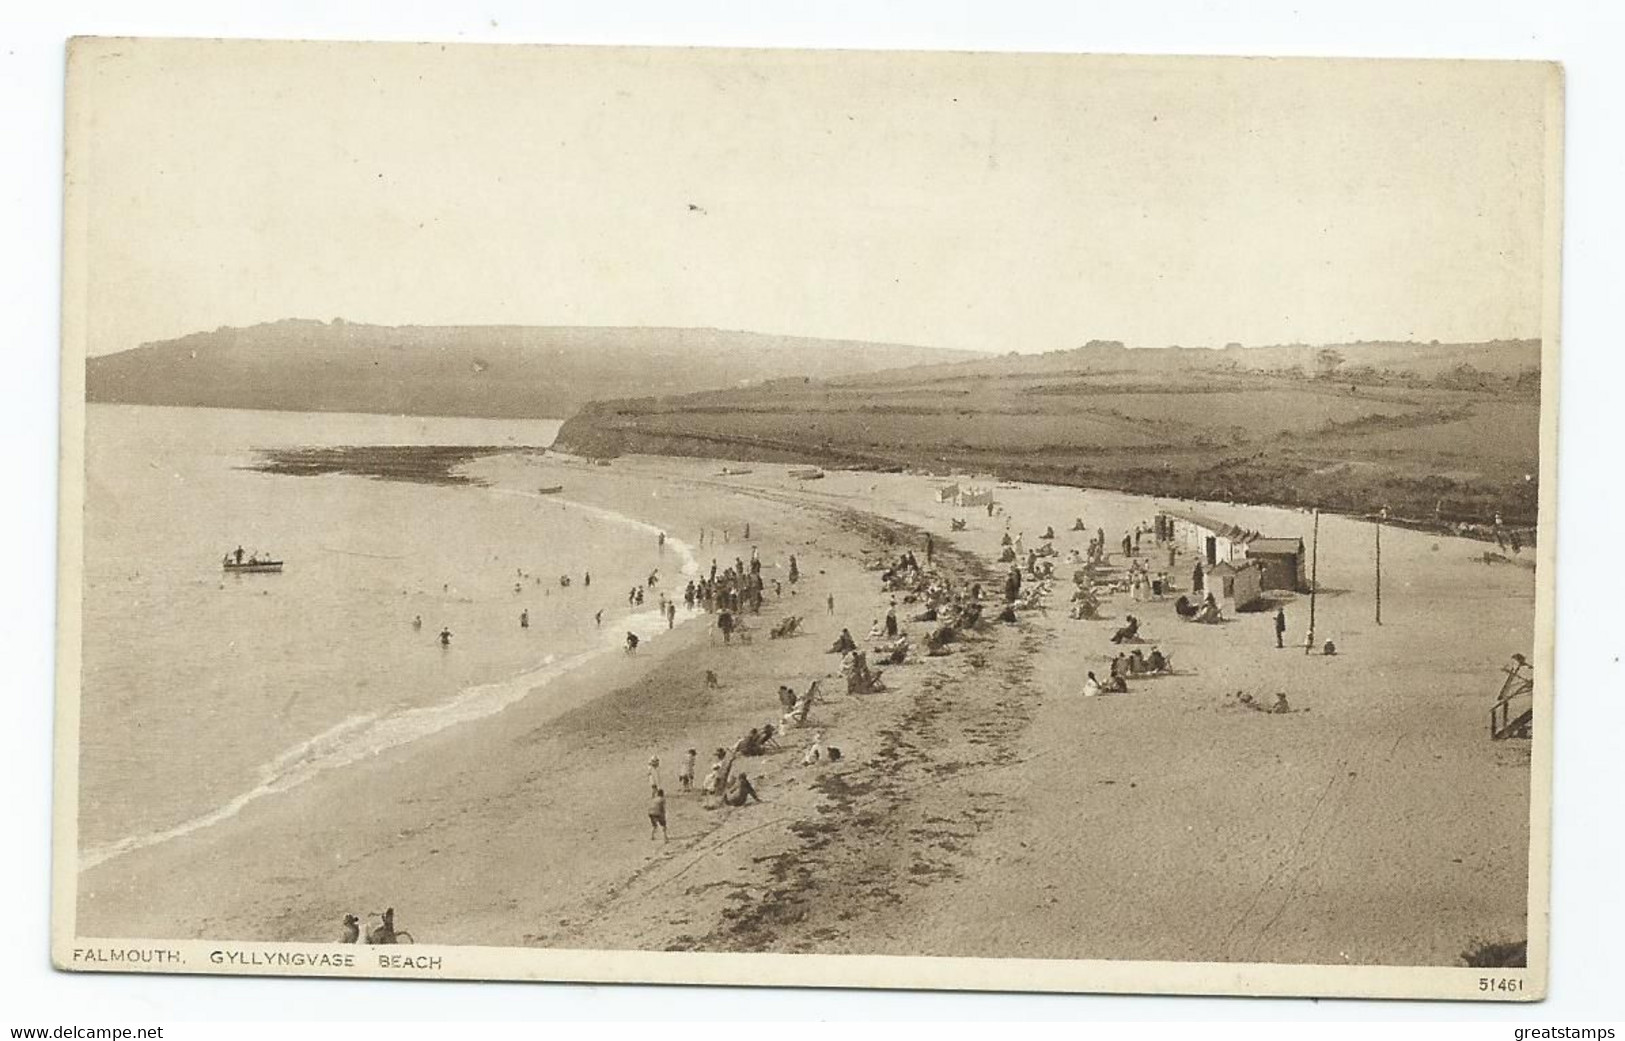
[70,40,1558,356]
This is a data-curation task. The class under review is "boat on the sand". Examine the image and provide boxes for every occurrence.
[537,485,564,495]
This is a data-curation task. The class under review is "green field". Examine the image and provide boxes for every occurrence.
[554,340,1544,529]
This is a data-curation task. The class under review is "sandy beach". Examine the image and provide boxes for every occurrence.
[76,451,1532,967]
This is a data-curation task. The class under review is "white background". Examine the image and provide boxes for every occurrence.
[3,0,1621,1025]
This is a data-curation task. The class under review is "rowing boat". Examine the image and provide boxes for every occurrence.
[223,560,284,574]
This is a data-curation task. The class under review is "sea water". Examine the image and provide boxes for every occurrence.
[79,404,696,867]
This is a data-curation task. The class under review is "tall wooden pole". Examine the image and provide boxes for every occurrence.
[1305,508,1320,654]
[1375,512,1383,626]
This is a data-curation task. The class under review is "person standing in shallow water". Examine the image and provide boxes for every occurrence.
[439,627,452,647]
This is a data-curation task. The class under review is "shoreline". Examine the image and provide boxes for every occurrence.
[75,451,1532,966]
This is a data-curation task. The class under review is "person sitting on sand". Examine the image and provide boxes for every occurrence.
[648,787,668,842]
[1147,647,1169,673]
[867,618,885,639]
[723,772,761,807]
[735,728,764,756]
[701,749,730,795]
[1129,648,1149,674]
[829,628,857,654]
[802,731,826,765]
[340,914,360,943]
[625,631,640,653]
[366,907,405,945]
[1082,671,1103,698]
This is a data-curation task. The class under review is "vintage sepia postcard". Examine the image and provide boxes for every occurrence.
[54,38,1561,999]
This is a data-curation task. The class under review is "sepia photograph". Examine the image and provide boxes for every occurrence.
[53,37,1561,999]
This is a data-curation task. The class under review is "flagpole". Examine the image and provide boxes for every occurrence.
[1375,505,1388,626]
[1305,508,1320,654]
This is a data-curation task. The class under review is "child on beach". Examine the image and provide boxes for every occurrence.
[648,787,668,841]
[679,749,696,791]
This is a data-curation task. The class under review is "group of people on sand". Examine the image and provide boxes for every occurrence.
[644,747,765,842]
[643,680,815,841]
[680,548,795,631]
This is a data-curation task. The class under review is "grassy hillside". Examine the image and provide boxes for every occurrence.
[85,320,977,419]
[554,340,1544,527]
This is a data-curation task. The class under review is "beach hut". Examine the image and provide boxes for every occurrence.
[935,482,961,504]
[1245,537,1308,591]
[956,486,994,508]
[1204,560,1264,612]
[1160,509,1254,566]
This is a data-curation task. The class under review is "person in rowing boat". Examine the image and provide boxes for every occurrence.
[234,545,244,565]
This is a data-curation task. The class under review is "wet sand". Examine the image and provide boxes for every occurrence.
[76,452,1533,966]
